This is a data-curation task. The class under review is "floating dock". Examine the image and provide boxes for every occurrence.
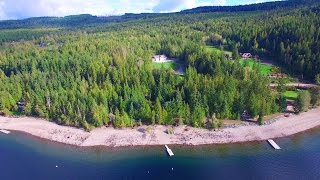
[0,130,11,134]
[165,145,174,156]
[267,139,281,150]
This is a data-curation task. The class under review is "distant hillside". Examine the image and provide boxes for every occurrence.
[0,13,164,29]
[181,0,318,13]
[0,0,319,29]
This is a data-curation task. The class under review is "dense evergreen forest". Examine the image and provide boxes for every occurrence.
[0,0,319,129]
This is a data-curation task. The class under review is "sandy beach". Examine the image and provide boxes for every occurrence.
[0,108,320,147]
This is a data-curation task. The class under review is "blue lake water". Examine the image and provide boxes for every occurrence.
[1,128,320,180]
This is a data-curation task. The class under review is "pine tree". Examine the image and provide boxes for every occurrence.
[315,74,320,85]
[279,42,285,60]
[155,98,163,124]
[151,110,156,125]
[191,104,206,128]
[114,108,122,128]
[278,95,287,112]
[232,44,240,60]
[310,87,320,107]
[0,99,4,111]
[258,100,266,125]
[122,110,133,128]
[296,91,311,113]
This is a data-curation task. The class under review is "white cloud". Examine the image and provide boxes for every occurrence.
[0,1,8,20]
[0,0,115,19]
[152,0,198,13]
[212,0,227,6]
[112,0,157,14]
[197,0,227,7]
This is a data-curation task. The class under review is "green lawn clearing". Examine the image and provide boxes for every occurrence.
[282,91,299,100]
[205,46,221,53]
[205,46,232,57]
[239,58,273,76]
[153,61,179,70]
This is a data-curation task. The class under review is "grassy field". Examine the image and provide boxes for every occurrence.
[205,46,232,56]
[239,58,273,76]
[282,91,300,100]
[153,61,179,70]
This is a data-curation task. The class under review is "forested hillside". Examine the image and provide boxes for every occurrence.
[0,0,319,129]
[182,0,318,13]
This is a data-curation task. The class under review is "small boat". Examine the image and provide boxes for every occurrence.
[165,145,174,156]
[0,129,11,134]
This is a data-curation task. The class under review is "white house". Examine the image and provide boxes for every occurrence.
[152,55,168,63]
[240,53,252,59]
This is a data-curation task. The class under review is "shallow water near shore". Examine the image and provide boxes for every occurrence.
[1,128,320,180]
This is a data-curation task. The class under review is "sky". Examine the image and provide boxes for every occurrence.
[0,0,278,20]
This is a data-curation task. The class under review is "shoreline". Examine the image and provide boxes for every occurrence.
[0,108,320,147]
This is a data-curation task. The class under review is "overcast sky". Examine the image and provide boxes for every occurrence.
[0,0,278,20]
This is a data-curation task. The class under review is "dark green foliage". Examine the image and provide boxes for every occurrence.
[277,78,286,93]
[258,100,266,125]
[310,87,320,107]
[316,74,320,85]
[258,115,264,125]
[182,0,318,14]
[90,103,109,127]
[296,91,311,113]
[0,99,4,111]
[278,95,288,112]
[232,45,240,61]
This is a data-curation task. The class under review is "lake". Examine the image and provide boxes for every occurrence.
[1,128,320,180]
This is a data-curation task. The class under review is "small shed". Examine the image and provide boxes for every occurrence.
[17,99,26,112]
[241,110,251,121]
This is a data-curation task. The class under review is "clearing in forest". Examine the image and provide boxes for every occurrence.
[152,61,180,71]
[239,58,273,76]
[205,46,232,57]
[282,90,300,100]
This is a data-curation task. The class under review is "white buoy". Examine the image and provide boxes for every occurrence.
[56,165,58,168]
[172,168,174,171]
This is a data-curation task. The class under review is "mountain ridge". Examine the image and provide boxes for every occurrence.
[0,0,319,29]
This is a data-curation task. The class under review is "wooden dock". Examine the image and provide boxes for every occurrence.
[0,130,11,134]
[165,145,174,156]
[267,139,281,150]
